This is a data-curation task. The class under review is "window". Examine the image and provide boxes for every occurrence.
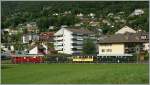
[109,49,112,52]
[141,36,147,39]
[102,49,105,52]
[107,49,112,52]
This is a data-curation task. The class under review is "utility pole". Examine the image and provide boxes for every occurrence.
[136,45,140,64]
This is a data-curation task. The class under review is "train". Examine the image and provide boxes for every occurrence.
[10,54,136,64]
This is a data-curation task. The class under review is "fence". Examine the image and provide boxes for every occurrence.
[1,55,148,64]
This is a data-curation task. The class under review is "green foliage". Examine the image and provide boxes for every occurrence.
[1,1,149,33]
[82,38,96,54]
[36,17,50,32]
[144,52,149,61]
[36,15,80,32]
[126,8,149,31]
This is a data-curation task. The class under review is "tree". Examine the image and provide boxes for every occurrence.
[82,38,96,54]
[36,17,50,32]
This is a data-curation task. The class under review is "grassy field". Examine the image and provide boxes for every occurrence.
[1,64,149,84]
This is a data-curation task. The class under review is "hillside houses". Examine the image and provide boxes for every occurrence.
[130,9,144,16]
[1,24,149,62]
[22,33,39,43]
[26,22,39,33]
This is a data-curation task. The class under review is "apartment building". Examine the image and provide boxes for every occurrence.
[98,32,149,57]
[54,27,95,54]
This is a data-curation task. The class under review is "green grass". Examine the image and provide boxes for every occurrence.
[1,64,149,84]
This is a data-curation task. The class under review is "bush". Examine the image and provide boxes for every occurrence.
[144,52,149,61]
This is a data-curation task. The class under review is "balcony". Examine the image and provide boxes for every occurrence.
[54,37,63,41]
[71,41,83,44]
[75,41,83,44]
[72,38,83,41]
[55,46,63,51]
[71,46,82,49]
[72,43,82,46]
[54,42,63,46]
[55,35,63,37]
[125,46,145,53]
[72,33,84,36]
[71,35,83,39]
[71,51,82,54]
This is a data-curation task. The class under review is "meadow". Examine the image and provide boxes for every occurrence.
[1,64,149,84]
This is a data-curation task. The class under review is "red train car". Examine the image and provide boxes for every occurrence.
[11,54,44,64]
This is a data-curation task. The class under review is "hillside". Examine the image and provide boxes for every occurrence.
[1,1,149,33]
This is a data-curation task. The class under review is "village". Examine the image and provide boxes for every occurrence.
[1,21,149,64]
[1,7,149,64]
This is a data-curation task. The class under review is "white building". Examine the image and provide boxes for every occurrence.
[130,9,144,16]
[22,33,39,43]
[88,13,95,18]
[77,13,83,17]
[1,44,14,52]
[143,43,149,52]
[115,26,136,34]
[28,46,39,54]
[28,43,48,55]
[98,32,149,57]
[54,27,95,54]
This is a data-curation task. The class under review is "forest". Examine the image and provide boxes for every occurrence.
[1,1,149,33]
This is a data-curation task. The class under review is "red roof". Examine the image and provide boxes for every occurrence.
[40,32,54,36]
[39,32,54,42]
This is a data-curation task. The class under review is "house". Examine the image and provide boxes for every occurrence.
[1,43,15,52]
[143,43,149,52]
[22,33,39,43]
[77,13,83,17]
[98,32,149,57]
[115,26,136,34]
[88,13,95,18]
[54,27,96,54]
[130,9,144,16]
[28,43,48,55]
[89,21,100,26]
[53,13,59,16]
[26,22,39,33]
[2,28,11,35]
[39,32,54,43]
[102,19,111,26]
[48,26,55,30]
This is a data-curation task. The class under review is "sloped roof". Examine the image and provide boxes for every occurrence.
[40,32,54,36]
[99,32,149,44]
[67,28,94,34]
[115,26,136,34]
